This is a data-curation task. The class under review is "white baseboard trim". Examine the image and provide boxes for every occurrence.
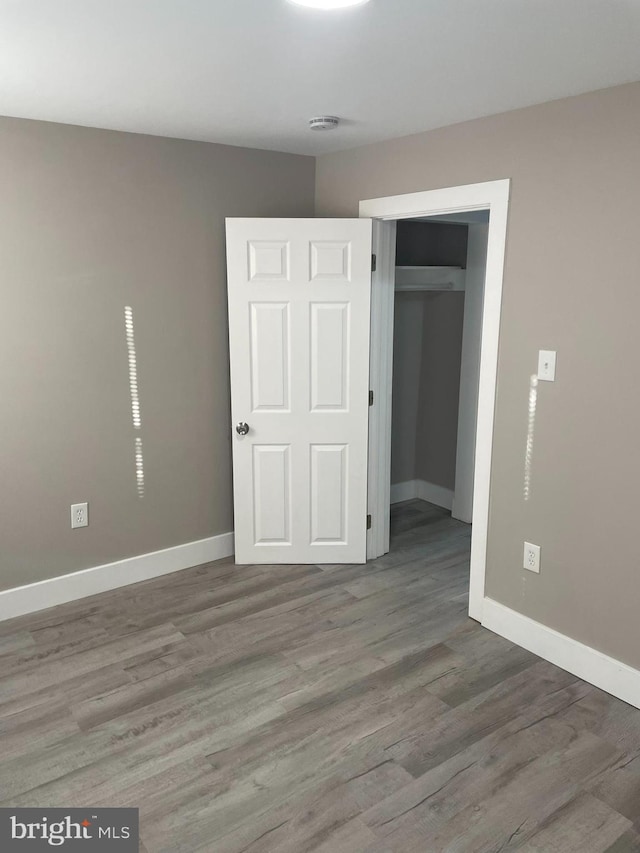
[482,597,640,711]
[390,480,419,504]
[0,532,235,622]
[417,480,454,511]
[390,479,454,511]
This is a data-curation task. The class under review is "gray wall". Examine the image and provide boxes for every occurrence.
[390,293,423,485]
[0,116,315,591]
[396,220,468,267]
[316,81,640,669]
[415,293,465,490]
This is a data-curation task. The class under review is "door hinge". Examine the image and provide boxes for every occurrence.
[371,253,377,272]
[367,514,372,530]
[369,389,374,406]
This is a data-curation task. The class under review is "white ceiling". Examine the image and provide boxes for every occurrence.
[1,0,640,156]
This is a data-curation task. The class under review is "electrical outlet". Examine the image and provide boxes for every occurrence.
[523,541,540,573]
[71,502,89,529]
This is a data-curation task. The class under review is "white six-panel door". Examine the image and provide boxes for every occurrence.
[226,218,372,564]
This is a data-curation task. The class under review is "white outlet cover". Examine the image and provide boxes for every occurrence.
[537,350,556,382]
[523,541,540,573]
[71,502,89,529]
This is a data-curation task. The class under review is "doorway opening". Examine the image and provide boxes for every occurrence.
[361,180,510,622]
[390,212,488,540]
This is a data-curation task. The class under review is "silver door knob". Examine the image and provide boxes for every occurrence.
[235,422,250,436]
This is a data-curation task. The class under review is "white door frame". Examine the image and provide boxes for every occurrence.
[452,221,489,524]
[360,179,511,622]
[366,219,396,560]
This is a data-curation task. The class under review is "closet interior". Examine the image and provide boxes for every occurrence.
[390,212,489,525]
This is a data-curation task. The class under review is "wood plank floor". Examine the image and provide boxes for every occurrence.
[1,499,640,852]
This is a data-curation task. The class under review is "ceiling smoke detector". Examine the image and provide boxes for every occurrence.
[309,116,340,131]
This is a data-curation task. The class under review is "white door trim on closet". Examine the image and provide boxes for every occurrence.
[452,222,489,524]
[366,219,396,560]
[360,180,511,623]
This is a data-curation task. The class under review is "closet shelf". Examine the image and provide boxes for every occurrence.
[395,265,466,292]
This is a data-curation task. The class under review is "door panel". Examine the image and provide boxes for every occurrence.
[310,302,349,411]
[248,241,290,280]
[250,303,291,411]
[226,218,372,564]
[310,444,348,544]
[310,241,351,280]
[252,444,291,544]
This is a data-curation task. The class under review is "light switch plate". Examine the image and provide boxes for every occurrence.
[537,350,556,382]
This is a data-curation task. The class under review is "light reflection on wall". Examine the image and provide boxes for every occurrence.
[125,306,145,498]
[523,373,538,501]
[135,436,145,499]
[124,306,142,430]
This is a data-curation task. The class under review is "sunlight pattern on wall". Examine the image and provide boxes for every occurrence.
[124,306,142,430]
[125,306,145,498]
[524,373,538,501]
[135,435,145,499]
